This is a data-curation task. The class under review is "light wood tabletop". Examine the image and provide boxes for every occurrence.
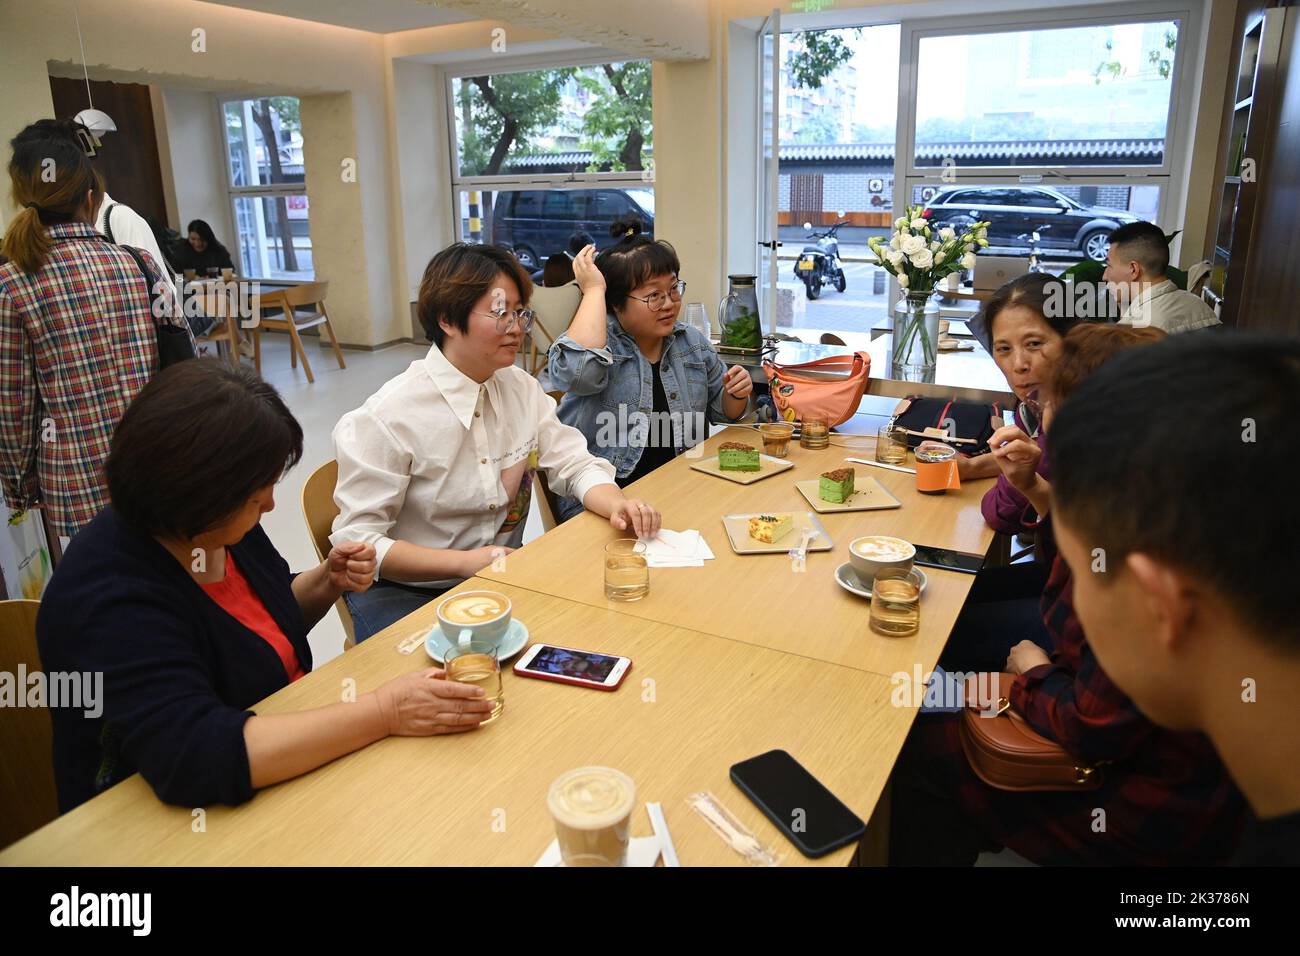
[1,581,913,867]
[478,425,997,679]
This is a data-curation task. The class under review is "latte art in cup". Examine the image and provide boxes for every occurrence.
[440,594,508,625]
[851,536,916,562]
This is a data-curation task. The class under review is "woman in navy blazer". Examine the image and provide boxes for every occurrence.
[38,360,494,812]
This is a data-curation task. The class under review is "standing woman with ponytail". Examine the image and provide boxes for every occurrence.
[0,122,188,542]
[547,218,754,522]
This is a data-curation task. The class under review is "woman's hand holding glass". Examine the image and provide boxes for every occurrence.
[372,667,493,735]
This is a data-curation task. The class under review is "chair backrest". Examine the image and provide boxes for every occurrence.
[528,283,582,345]
[301,459,340,562]
[0,599,58,849]
[280,280,330,309]
[300,460,356,649]
[820,332,847,346]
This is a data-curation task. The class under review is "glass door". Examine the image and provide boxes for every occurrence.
[756,9,781,335]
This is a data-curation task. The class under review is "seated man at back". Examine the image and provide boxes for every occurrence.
[1103,221,1220,333]
[1050,333,1299,865]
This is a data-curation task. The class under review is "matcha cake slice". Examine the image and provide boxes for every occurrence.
[819,468,856,503]
[718,441,760,471]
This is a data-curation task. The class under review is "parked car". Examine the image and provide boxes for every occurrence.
[922,186,1137,262]
[490,188,655,270]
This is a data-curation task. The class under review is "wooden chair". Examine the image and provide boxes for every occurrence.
[300,459,357,651]
[190,278,242,363]
[820,332,847,346]
[0,599,58,849]
[253,281,346,383]
[531,389,568,532]
[525,283,582,376]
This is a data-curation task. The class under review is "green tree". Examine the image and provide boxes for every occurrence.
[793,112,840,144]
[578,61,652,172]
[457,68,576,176]
[787,28,863,90]
[249,96,301,272]
[1094,27,1178,83]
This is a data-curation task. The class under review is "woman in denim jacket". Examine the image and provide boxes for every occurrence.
[548,219,753,521]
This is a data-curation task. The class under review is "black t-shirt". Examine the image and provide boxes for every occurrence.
[619,359,677,487]
[1233,809,1300,865]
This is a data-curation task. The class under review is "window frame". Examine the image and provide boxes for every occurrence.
[215,94,313,282]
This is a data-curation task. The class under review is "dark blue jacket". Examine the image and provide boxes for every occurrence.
[37,506,311,812]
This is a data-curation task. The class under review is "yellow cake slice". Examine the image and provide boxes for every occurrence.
[747,513,794,544]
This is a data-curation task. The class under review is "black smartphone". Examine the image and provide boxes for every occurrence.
[729,750,865,858]
[912,544,986,575]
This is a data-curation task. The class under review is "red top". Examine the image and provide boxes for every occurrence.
[201,551,305,682]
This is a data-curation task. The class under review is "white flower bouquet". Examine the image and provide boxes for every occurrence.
[868,204,990,369]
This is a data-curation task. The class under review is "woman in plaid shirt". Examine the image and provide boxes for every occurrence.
[1,121,187,539]
[888,325,1245,865]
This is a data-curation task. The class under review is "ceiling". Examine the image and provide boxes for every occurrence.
[195,0,478,33]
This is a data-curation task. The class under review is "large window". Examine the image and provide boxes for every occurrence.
[913,21,1180,168]
[221,96,314,281]
[447,60,653,264]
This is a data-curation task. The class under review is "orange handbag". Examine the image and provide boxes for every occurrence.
[762,351,871,427]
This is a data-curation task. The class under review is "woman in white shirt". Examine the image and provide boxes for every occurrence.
[331,242,663,641]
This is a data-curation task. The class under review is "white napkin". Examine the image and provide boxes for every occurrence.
[641,529,716,568]
[534,835,663,867]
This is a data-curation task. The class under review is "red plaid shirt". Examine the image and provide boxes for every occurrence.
[895,554,1245,865]
[0,223,187,537]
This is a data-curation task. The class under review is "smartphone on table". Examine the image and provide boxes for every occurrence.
[729,749,865,858]
[513,643,632,691]
[911,543,986,575]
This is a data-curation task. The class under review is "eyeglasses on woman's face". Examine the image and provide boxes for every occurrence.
[472,306,536,335]
[626,279,686,312]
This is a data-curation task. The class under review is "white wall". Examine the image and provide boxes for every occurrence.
[158,89,236,246]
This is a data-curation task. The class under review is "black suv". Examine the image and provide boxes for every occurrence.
[922,186,1136,262]
[490,188,655,270]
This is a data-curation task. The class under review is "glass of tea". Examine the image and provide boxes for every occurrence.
[875,423,909,464]
[869,566,922,637]
[799,417,830,450]
[443,641,504,724]
[604,539,649,602]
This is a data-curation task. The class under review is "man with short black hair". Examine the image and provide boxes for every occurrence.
[1050,333,1300,865]
[1103,220,1220,333]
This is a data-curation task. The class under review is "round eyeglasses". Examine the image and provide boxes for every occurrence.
[473,307,536,335]
[626,280,686,312]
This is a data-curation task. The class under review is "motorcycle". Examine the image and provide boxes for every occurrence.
[793,220,849,300]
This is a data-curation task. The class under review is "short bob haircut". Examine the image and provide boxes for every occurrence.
[417,242,533,347]
[106,360,303,539]
[594,217,680,314]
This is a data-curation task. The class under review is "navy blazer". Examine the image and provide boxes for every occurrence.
[37,506,312,812]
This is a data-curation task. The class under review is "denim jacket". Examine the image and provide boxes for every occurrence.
[548,314,746,518]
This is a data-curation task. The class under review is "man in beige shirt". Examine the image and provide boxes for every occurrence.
[1103,221,1221,333]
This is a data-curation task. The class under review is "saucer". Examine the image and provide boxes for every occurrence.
[834,562,928,600]
[425,618,530,664]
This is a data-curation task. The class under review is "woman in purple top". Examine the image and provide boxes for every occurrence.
[940,273,1084,673]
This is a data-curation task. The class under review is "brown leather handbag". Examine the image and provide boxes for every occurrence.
[957,673,1103,792]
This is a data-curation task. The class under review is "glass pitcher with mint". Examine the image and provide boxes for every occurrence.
[717,274,763,351]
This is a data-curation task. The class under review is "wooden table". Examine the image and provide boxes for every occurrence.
[480,425,996,679]
[0,582,911,866]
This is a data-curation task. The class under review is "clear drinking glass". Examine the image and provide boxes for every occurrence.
[443,641,504,724]
[869,567,922,637]
[800,417,830,450]
[875,423,909,464]
[604,539,649,602]
[683,301,711,337]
